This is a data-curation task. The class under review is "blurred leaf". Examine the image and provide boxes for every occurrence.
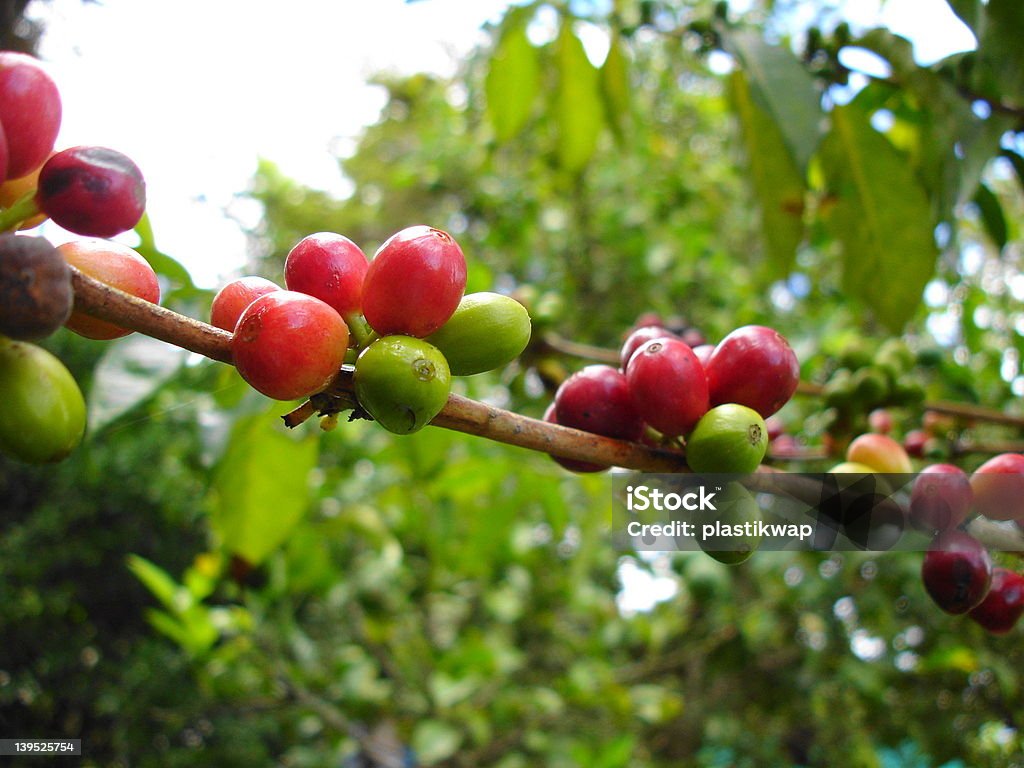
[971,182,1007,249]
[210,412,319,565]
[485,7,541,143]
[600,32,631,141]
[411,719,463,765]
[967,0,1024,105]
[725,28,822,172]
[133,212,197,292]
[554,21,605,173]
[945,0,981,33]
[1000,147,1024,193]
[127,554,184,612]
[88,334,189,433]
[820,104,937,331]
[727,69,805,277]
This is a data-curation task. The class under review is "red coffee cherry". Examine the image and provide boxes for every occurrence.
[554,364,644,443]
[625,338,708,437]
[0,52,61,179]
[232,290,349,401]
[691,343,714,368]
[908,464,972,533]
[704,325,799,418]
[903,429,931,458]
[59,239,160,340]
[619,325,673,370]
[37,146,146,237]
[361,225,466,337]
[210,276,281,332]
[969,567,1024,635]
[284,232,369,317]
[921,530,992,615]
[970,453,1024,521]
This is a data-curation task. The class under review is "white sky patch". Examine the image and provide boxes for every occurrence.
[28,0,511,287]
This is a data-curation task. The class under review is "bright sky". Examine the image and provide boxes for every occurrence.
[25,0,975,290]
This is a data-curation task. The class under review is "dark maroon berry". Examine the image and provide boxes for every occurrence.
[921,531,992,615]
[0,234,71,340]
[625,338,708,437]
[619,325,673,369]
[909,464,972,533]
[554,364,644,442]
[969,567,1024,634]
[903,429,931,458]
[37,146,146,237]
[704,325,799,418]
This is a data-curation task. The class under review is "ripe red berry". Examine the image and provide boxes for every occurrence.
[361,226,466,337]
[921,531,992,615]
[704,325,799,418]
[59,239,160,340]
[0,52,61,179]
[909,464,972,533]
[210,276,281,332]
[619,325,673,370]
[970,453,1024,521]
[969,567,1024,635]
[284,232,369,317]
[37,146,146,237]
[232,290,349,401]
[554,365,644,442]
[543,403,607,473]
[625,338,708,437]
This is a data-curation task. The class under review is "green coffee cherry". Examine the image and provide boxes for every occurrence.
[353,335,451,434]
[425,292,531,376]
[697,483,762,565]
[0,338,86,463]
[686,404,768,473]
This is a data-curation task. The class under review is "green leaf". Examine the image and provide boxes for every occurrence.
[819,104,938,331]
[88,334,189,433]
[411,719,463,765]
[127,554,185,612]
[725,28,822,172]
[963,0,1024,106]
[210,412,319,565]
[554,21,605,173]
[600,32,630,141]
[1001,148,1024,193]
[485,8,541,143]
[133,212,197,292]
[972,182,1007,249]
[945,0,981,34]
[727,69,805,277]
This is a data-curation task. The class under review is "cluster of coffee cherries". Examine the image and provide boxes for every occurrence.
[211,226,532,433]
[0,51,151,464]
[825,430,1024,635]
[546,318,800,473]
[914,451,1024,635]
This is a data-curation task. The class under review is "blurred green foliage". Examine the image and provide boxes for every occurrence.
[4,1,1024,766]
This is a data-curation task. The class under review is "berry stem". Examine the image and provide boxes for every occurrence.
[344,312,378,349]
[60,271,1024,555]
[0,191,42,232]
